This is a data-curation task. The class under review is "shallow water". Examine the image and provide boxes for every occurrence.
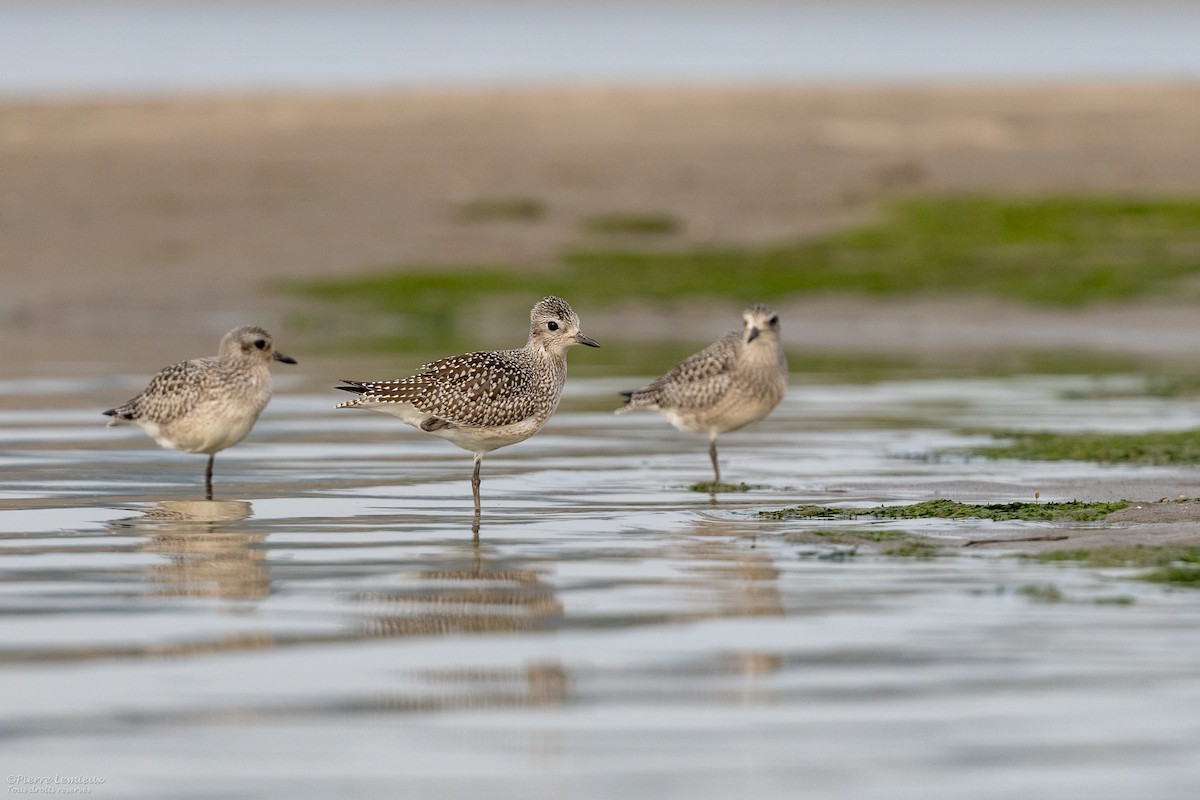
[2,374,1200,798]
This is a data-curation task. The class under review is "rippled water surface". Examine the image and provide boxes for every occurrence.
[3,375,1200,799]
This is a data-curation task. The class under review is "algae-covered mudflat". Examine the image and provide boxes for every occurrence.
[973,429,1200,466]
[295,196,1200,310]
[9,85,1200,378]
[288,196,1200,359]
[758,499,1129,523]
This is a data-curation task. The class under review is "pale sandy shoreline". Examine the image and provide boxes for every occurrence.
[3,83,1200,376]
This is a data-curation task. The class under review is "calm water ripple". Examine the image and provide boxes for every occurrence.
[1,376,1199,798]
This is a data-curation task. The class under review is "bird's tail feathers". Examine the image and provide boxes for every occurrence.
[335,380,376,409]
[615,389,656,415]
[102,407,134,426]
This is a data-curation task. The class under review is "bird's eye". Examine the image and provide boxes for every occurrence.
[769,315,779,326]
[547,321,559,331]
[254,339,267,350]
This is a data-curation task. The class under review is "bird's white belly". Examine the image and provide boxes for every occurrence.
[365,402,546,454]
[143,404,263,455]
[665,391,780,437]
[433,417,546,453]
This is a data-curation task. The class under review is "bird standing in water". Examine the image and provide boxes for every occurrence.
[335,296,600,536]
[104,325,297,499]
[617,305,787,487]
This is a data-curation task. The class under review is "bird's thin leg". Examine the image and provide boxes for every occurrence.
[471,454,483,513]
[205,454,215,500]
[471,454,483,539]
[709,438,721,485]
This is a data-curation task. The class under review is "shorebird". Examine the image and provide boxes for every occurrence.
[336,296,599,532]
[616,304,787,486]
[103,325,297,498]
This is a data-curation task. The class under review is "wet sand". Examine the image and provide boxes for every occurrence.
[4,83,1200,374]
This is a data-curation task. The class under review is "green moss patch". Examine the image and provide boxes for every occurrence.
[689,481,759,494]
[1023,544,1200,568]
[1018,583,1064,603]
[786,529,943,557]
[1141,565,1200,587]
[581,212,681,235]
[973,430,1200,465]
[1024,545,1200,589]
[759,499,1126,523]
[803,529,911,543]
[454,196,546,222]
[882,541,945,558]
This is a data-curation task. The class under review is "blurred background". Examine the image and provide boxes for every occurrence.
[5,1,1200,92]
[3,0,1200,380]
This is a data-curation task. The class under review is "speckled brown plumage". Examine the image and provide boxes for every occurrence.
[617,304,787,484]
[103,325,297,497]
[107,355,259,428]
[338,347,560,428]
[336,296,599,528]
[621,328,743,413]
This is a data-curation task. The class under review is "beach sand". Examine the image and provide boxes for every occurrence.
[3,83,1200,375]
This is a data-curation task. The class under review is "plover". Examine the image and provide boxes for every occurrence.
[336,296,599,531]
[103,325,297,498]
[617,304,786,486]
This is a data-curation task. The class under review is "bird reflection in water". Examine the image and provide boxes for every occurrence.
[123,499,270,602]
[674,520,786,620]
[350,546,570,712]
[355,545,563,639]
[675,520,787,697]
